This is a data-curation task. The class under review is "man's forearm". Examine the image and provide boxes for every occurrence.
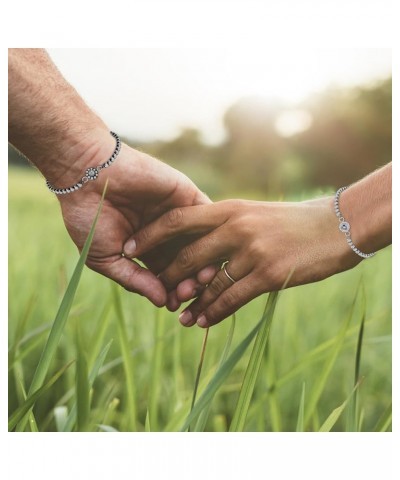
[8,48,113,187]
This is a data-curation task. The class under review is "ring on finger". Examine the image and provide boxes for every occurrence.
[222,261,236,284]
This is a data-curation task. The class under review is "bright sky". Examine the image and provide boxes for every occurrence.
[48,48,391,144]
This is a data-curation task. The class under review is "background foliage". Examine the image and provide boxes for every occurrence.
[8,78,391,432]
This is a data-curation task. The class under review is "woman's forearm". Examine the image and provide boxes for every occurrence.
[338,162,392,254]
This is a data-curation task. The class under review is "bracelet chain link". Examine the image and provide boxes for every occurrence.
[46,131,121,195]
[334,186,375,259]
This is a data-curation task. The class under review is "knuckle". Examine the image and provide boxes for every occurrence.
[248,239,265,257]
[259,265,282,291]
[207,274,226,296]
[220,290,237,310]
[136,226,151,248]
[164,208,184,229]
[176,244,195,270]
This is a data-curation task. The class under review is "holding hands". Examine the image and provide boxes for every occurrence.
[9,49,392,331]
[124,198,358,328]
[126,161,391,328]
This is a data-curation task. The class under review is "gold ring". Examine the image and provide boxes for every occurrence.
[222,262,236,283]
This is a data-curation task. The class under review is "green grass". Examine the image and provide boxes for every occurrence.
[8,166,392,432]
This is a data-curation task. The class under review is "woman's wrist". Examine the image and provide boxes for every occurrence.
[335,164,392,254]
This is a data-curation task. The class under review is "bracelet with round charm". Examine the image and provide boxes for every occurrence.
[46,131,121,195]
[334,186,375,259]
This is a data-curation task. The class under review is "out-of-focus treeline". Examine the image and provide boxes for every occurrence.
[9,78,391,199]
[139,78,391,198]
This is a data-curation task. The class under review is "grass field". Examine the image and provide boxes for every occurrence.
[8,166,392,432]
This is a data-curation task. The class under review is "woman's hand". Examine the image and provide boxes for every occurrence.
[125,198,360,327]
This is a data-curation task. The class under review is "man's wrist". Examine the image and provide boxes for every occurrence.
[42,127,117,190]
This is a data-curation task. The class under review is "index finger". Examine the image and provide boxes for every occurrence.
[123,204,222,257]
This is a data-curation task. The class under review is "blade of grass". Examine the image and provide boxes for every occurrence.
[54,406,68,432]
[163,367,218,432]
[112,284,137,431]
[171,322,184,416]
[16,183,108,431]
[9,361,74,431]
[145,409,151,432]
[9,331,50,372]
[373,403,392,432]
[265,345,282,432]
[8,293,37,365]
[188,327,210,431]
[98,424,119,432]
[194,314,236,432]
[275,316,382,389]
[229,292,279,431]
[88,302,112,368]
[180,292,279,432]
[148,308,166,432]
[347,283,366,432]
[319,383,359,432]
[62,339,113,432]
[15,376,39,432]
[100,397,120,429]
[304,287,359,428]
[76,325,90,432]
[296,382,306,432]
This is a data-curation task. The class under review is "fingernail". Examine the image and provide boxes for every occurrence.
[179,310,192,326]
[124,239,136,257]
[197,314,208,328]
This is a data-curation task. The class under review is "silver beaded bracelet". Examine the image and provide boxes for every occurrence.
[46,131,121,194]
[334,186,375,259]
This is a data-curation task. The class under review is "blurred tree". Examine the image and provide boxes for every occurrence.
[219,96,290,194]
[292,78,392,188]
[11,79,390,198]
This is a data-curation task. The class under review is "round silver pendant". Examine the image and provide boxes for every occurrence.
[339,221,350,233]
[85,167,99,181]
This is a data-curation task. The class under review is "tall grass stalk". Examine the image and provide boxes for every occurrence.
[112,284,138,431]
[148,308,167,431]
[9,361,74,431]
[75,325,90,432]
[296,382,306,432]
[194,314,236,432]
[14,184,107,431]
[188,327,210,431]
[62,340,112,431]
[180,293,279,432]
[373,403,392,432]
[347,283,366,431]
[229,292,279,431]
[319,383,359,432]
[304,287,359,428]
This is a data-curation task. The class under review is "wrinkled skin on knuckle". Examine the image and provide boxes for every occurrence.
[164,208,184,230]
[256,261,286,292]
[207,275,226,296]
[136,225,152,249]
[176,244,195,270]
[219,289,237,311]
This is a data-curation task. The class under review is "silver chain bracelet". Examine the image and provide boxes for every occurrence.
[334,186,375,259]
[46,131,121,194]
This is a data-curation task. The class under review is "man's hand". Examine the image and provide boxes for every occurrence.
[58,139,210,307]
[8,48,213,307]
